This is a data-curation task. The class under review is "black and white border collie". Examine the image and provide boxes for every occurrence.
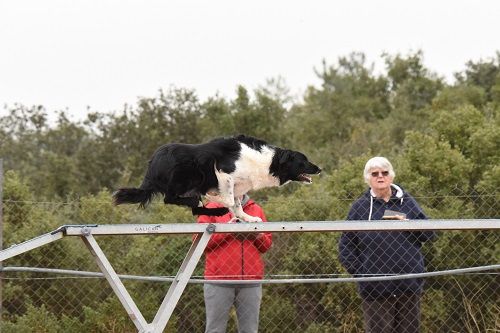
[113,135,321,222]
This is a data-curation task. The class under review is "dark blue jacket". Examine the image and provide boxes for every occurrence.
[339,184,436,300]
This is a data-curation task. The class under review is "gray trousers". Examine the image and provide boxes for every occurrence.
[362,293,421,333]
[204,283,262,333]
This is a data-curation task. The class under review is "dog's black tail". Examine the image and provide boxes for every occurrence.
[112,188,155,208]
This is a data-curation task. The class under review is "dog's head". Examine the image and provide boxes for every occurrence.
[271,149,321,185]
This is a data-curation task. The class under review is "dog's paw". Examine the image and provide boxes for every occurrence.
[228,217,242,223]
[237,215,262,223]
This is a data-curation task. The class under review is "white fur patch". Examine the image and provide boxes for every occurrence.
[231,143,280,196]
[204,142,280,222]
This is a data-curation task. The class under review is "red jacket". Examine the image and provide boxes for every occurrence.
[197,200,272,280]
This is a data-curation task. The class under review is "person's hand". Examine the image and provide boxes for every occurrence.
[382,214,407,220]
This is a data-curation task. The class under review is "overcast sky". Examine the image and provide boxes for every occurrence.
[1,0,499,121]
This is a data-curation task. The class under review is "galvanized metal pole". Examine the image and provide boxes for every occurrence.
[0,158,4,321]
[82,233,151,332]
[151,227,214,333]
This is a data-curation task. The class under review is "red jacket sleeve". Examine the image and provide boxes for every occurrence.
[254,232,272,253]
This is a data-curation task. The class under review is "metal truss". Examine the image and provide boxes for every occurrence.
[0,219,499,332]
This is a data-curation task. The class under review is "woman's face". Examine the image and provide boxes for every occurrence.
[368,167,393,192]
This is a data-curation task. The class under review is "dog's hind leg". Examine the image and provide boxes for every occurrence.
[230,197,263,223]
[208,167,235,207]
[161,166,206,207]
[164,194,229,216]
[164,195,199,207]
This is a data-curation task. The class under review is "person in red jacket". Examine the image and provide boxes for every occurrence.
[198,194,272,333]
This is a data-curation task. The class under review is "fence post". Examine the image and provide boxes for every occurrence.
[0,158,3,321]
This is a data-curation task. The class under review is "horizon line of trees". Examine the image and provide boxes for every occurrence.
[1,50,499,202]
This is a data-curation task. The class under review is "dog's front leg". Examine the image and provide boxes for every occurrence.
[230,197,262,223]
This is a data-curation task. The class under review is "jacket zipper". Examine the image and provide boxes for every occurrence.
[241,241,244,279]
[241,203,248,279]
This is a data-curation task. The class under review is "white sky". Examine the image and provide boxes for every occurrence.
[1,0,499,121]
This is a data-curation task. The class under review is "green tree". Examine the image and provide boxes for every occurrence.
[382,51,443,144]
[198,97,236,140]
[231,85,287,144]
[284,52,391,168]
[456,52,500,101]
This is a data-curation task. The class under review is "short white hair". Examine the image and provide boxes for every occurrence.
[363,156,395,184]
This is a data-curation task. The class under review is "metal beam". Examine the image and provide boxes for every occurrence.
[150,227,213,333]
[3,263,498,284]
[63,219,500,236]
[0,231,64,262]
[82,234,151,332]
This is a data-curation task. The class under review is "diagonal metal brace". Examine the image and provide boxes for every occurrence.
[0,230,65,262]
[149,224,214,333]
[81,233,152,332]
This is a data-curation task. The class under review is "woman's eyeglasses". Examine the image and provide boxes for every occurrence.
[371,171,390,177]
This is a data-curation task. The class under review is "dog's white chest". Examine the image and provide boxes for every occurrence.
[209,144,280,202]
[232,145,279,195]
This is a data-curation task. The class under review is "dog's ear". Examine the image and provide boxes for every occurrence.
[279,150,290,164]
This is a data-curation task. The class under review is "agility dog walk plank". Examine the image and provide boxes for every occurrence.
[0,220,499,333]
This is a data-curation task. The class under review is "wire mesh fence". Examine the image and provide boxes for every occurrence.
[0,187,499,332]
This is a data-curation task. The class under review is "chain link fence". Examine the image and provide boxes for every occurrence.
[0,187,499,332]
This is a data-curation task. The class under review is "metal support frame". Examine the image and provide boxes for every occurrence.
[82,233,151,332]
[0,231,64,262]
[0,219,499,332]
[151,226,214,333]
[80,225,214,333]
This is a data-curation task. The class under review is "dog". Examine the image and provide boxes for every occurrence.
[113,134,321,222]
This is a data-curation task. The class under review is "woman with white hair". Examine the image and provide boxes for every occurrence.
[339,157,435,333]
